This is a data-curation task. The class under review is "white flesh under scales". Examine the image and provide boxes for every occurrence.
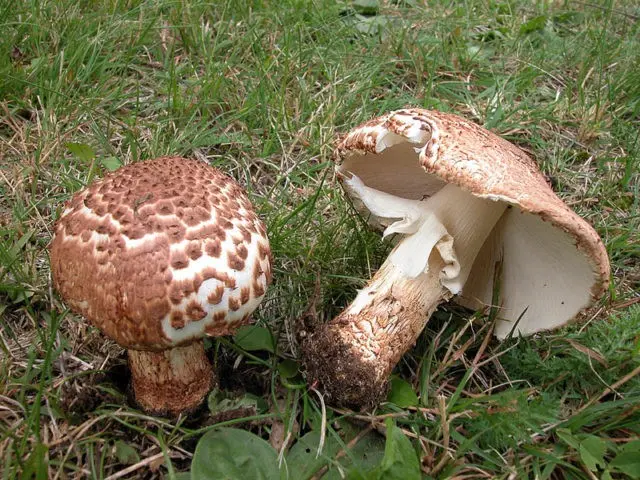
[344,174,508,295]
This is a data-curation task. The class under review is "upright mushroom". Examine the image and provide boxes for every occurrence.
[303,109,609,408]
[50,157,272,416]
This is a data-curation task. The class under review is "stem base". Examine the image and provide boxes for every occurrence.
[303,317,391,409]
[303,258,449,409]
[128,342,214,416]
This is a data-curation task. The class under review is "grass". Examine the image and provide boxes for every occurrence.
[1,0,639,478]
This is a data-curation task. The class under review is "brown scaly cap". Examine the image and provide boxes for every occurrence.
[50,157,272,350]
[334,109,610,334]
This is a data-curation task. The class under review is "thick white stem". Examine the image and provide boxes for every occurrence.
[303,254,449,408]
[346,176,508,295]
[304,177,508,408]
[425,184,508,293]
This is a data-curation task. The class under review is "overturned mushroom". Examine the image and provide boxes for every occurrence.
[50,157,271,416]
[302,109,609,409]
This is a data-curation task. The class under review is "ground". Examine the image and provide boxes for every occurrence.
[0,0,639,479]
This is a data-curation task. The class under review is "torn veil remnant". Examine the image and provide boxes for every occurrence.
[50,157,272,416]
[302,109,610,409]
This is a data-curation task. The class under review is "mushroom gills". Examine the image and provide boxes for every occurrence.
[344,174,508,303]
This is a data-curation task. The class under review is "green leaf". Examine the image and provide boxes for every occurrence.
[578,445,605,472]
[386,377,418,408]
[100,156,122,171]
[620,440,640,455]
[285,431,340,480]
[66,142,95,162]
[557,430,610,472]
[327,429,386,479]
[353,15,390,35]
[192,428,279,480]
[610,443,640,478]
[552,11,583,25]
[556,429,580,450]
[353,0,379,16]
[284,423,391,480]
[113,441,140,465]
[579,436,607,472]
[519,15,547,34]
[367,419,420,480]
[292,421,386,479]
[234,325,275,353]
[278,359,300,379]
[207,387,259,415]
[22,443,48,480]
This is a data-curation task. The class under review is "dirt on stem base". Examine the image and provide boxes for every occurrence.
[303,257,450,410]
[128,342,215,416]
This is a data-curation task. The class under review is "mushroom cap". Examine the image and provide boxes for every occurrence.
[50,157,272,350]
[334,109,610,337]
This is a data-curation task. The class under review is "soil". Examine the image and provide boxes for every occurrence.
[301,326,389,410]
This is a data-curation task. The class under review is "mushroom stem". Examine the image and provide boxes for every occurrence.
[128,342,214,416]
[303,177,507,408]
[303,254,450,408]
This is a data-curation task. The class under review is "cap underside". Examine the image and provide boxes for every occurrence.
[336,116,607,337]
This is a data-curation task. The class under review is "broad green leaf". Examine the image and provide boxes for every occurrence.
[353,0,379,15]
[278,359,300,379]
[386,377,418,408]
[367,418,421,480]
[323,422,386,479]
[579,444,604,472]
[192,428,279,480]
[29,56,47,71]
[234,325,275,353]
[285,431,340,480]
[519,15,547,34]
[353,15,390,35]
[9,229,34,258]
[66,142,95,162]
[207,387,260,415]
[552,11,584,24]
[285,422,388,480]
[114,441,140,465]
[100,156,122,171]
[557,430,611,473]
[579,435,608,472]
[22,442,48,480]
[620,440,640,454]
[610,449,640,477]
[556,429,580,450]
